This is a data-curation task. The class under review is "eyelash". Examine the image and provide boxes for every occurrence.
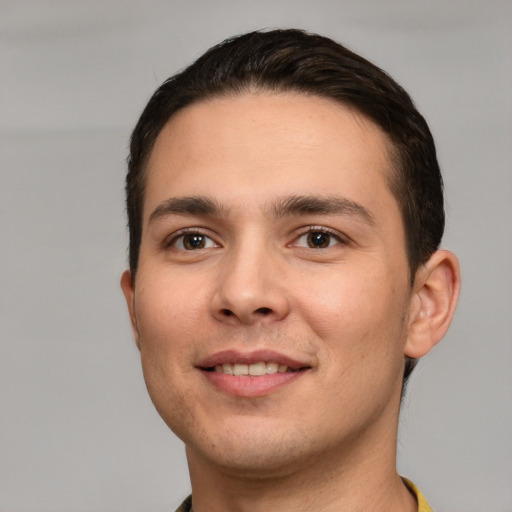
[163,226,348,251]
[291,226,347,249]
[164,228,219,250]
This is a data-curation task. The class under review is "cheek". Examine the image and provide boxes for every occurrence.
[135,271,206,343]
[297,264,409,358]
[134,278,207,435]
[133,275,201,384]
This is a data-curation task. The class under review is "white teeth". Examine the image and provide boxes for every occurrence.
[213,361,290,376]
[266,362,278,374]
[249,362,266,376]
[222,363,233,375]
[233,363,249,376]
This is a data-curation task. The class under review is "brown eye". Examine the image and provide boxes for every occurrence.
[293,229,343,249]
[183,234,206,250]
[307,231,331,248]
[171,233,218,250]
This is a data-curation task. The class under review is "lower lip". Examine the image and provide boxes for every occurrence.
[200,370,306,397]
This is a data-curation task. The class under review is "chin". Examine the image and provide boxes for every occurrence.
[197,445,311,479]
[184,421,321,478]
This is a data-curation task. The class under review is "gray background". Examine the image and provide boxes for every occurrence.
[1,1,511,511]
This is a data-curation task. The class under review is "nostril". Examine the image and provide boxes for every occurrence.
[256,307,272,315]
[221,309,233,316]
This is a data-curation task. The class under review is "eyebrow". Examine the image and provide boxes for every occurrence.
[148,196,225,223]
[148,194,375,225]
[271,195,375,225]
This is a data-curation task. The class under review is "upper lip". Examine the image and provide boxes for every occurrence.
[197,349,311,370]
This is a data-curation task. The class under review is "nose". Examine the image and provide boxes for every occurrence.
[210,244,290,325]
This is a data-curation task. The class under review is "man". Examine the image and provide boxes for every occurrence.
[121,29,460,511]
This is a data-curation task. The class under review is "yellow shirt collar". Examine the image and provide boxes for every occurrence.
[402,477,434,512]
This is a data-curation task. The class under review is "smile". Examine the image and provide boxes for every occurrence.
[198,351,311,397]
[212,361,296,376]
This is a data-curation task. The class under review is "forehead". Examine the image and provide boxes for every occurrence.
[144,92,398,220]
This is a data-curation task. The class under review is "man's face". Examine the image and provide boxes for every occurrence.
[122,93,415,476]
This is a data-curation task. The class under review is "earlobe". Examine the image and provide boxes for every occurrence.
[405,250,461,359]
[120,270,141,350]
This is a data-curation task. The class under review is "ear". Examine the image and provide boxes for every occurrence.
[120,269,141,351]
[405,250,461,359]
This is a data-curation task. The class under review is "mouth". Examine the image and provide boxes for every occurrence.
[197,350,312,397]
[203,361,305,376]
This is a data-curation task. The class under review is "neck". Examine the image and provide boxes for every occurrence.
[186,421,417,512]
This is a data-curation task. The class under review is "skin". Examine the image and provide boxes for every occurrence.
[121,93,460,511]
